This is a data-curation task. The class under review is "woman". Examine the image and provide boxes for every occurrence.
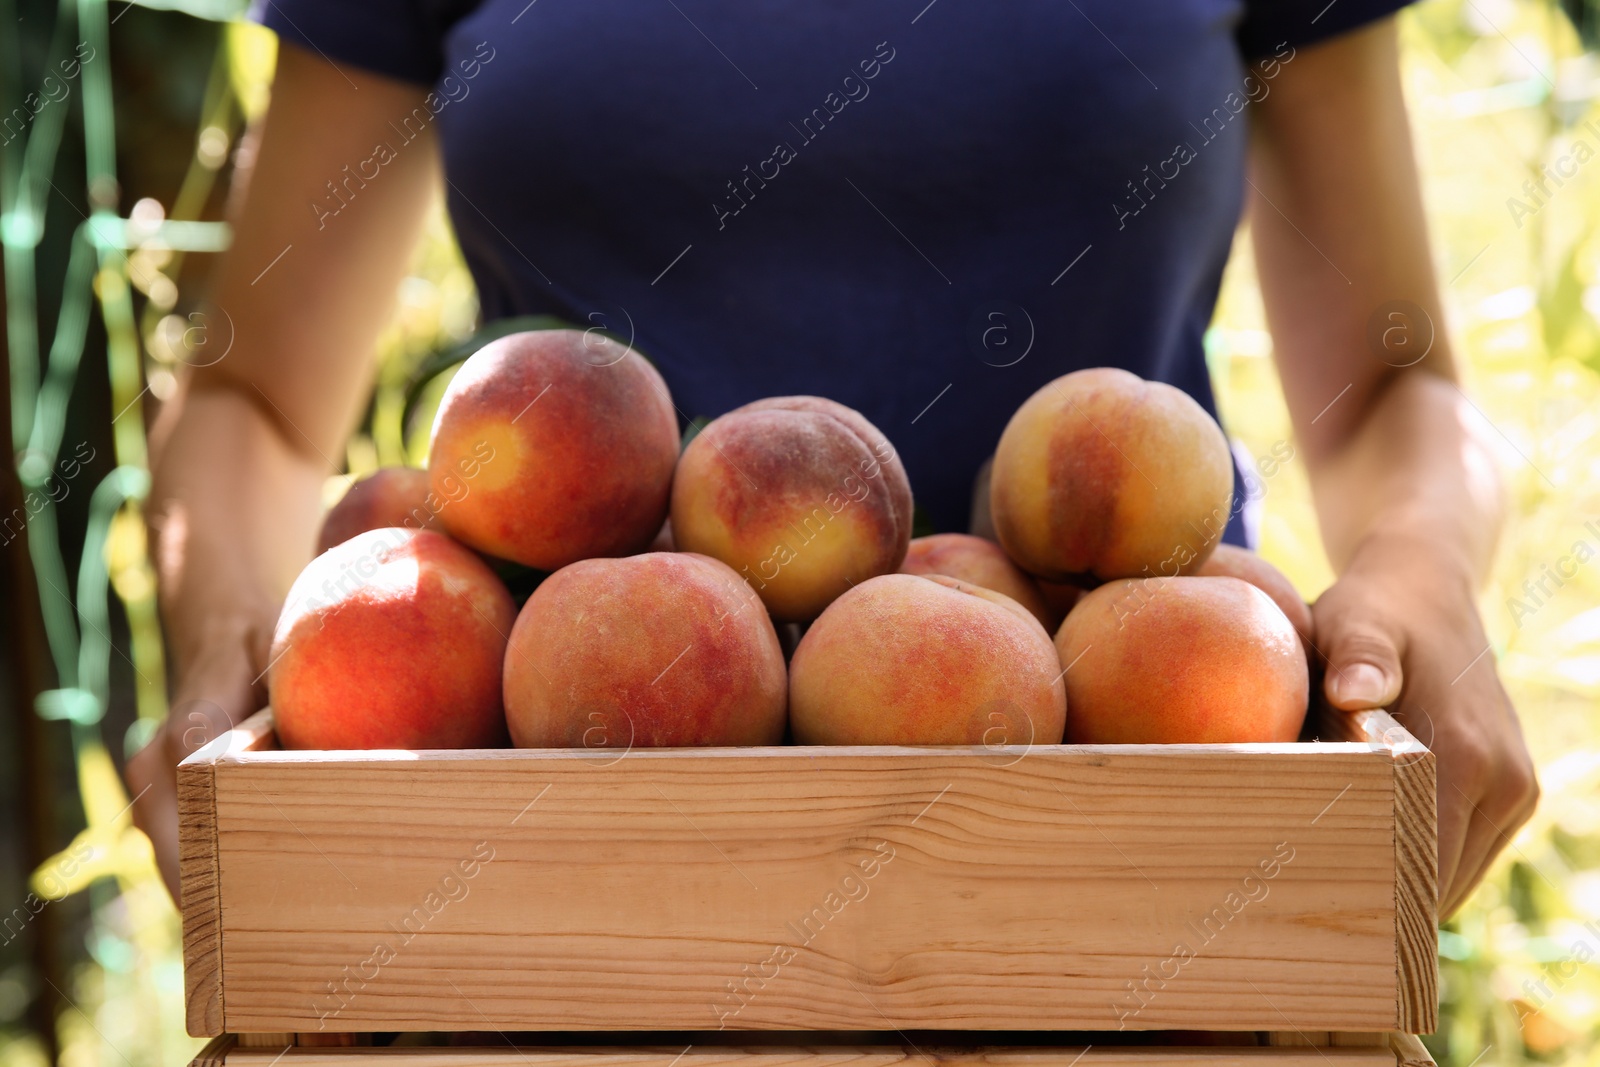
[130,0,1535,917]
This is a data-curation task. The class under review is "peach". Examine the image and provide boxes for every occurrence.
[1038,579,1088,621]
[789,573,1066,746]
[671,396,912,621]
[900,533,1055,630]
[990,368,1234,583]
[967,454,1088,624]
[740,396,915,541]
[316,467,437,555]
[1196,544,1314,650]
[427,330,679,569]
[269,528,514,749]
[1054,575,1308,744]
[503,552,786,748]
[646,517,676,553]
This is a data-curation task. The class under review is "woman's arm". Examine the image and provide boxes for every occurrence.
[1250,16,1536,916]
[128,43,440,897]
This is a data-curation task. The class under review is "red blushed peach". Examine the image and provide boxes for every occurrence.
[901,533,1056,630]
[427,330,679,570]
[671,396,912,622]
[738,396,915,542]
[990,368,1234,583]
[269,528,514,749]
[316,467,437,555]
[503,552,786,748]
[789,573,1066,746]
[1054,575,1308,744]
[1196,544,1314,650]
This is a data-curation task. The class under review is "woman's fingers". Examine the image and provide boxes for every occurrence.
[128,736,181,899]
[124,645,266,901]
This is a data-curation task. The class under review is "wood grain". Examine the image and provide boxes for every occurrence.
[189,722,1416,1034]
[1314,708,1438,1034]
[215,1045,1401,1067]
[179,750,224,1037]
[1391,744,1437,1035]
[1387,1033,1435,1067]
[188,1034,236,1067]
[180,710,281,1036]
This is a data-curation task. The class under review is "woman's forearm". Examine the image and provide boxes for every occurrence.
[127,46,442,898]
[1306,370,1504,589]
[1245,17,1502,590]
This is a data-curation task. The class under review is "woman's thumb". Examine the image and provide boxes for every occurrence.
[1313,598,1404,710]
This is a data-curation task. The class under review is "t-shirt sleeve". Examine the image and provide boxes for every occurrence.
[1236,0,1414,60]
[249,0,478,85]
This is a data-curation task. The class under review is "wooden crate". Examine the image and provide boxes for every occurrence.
[178,705,1435,1040]
[187,1032,1438,1067]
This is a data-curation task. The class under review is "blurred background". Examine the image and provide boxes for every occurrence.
[1,0,1598,1064]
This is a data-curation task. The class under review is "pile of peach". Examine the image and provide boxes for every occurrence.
[270,329,1311,753]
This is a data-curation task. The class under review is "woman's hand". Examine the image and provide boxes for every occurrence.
[127,621,268,898]
[1313,533,1537,916]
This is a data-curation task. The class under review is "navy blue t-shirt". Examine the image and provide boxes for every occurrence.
[257,0,1404,535]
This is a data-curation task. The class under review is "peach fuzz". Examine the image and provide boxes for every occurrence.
[740,396,915,541]
[901,533,1056,630]
[670,396,912,622]
[1196,544,1314,650]
[427,329,679,570]
[990,368,1234,583]
[316,466,437,555]
[269,528,514,750]
[503,552,787,748]
[789,573,1066,746]
[1054,575,1308,744]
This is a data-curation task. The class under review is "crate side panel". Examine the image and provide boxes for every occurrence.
[1393,747,1437,1033]
[212,748,1400,1032]
[218,1047,1402,1067]
[179,758,225,1036]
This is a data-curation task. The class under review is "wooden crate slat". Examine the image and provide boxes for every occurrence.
[1391,745,1437,1034]
[213,1045,1402,1067]
[200,739,1406,1034]
[189,1034,237,1067]
[1315,709,1438,1034]
[180,709,280,1035]
[180,751,225,1036]
[1387,1033,1435,1067]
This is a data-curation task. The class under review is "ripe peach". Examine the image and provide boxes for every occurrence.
[967,454,1089,624]
[503,552,786,748]
[270,528,514,749]
[900,533,1055,630]
[316,467,436,555]
[789,573,1066,746]
[990,368,1234,583]
[1054,575,1308,744]
[670,396,912,622]
[646,517,676,553]
[427,330,679,570]
[1196,544,1314,650]
[740,396,915,540]
[1038,579,1088,621]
